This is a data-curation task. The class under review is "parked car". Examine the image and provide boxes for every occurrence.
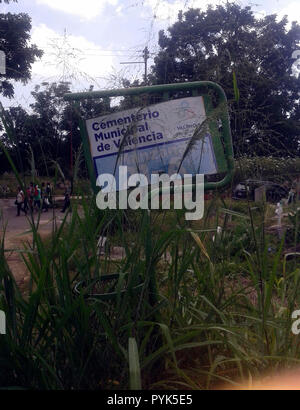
[233,180,288,202]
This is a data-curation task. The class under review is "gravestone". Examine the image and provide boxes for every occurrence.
[255,185,266,202]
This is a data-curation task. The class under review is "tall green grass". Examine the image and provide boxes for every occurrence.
[1,96,300,390]
[1,194,299,389]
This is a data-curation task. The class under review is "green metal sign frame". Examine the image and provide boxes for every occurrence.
[64,81,234,193]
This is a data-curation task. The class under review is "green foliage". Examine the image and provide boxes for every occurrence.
[151,3,300,157]
[129,338,142,390]
[0,3,43,97]
[0,189,299,389]
[234,156,300,183]
[0,4,300,389]
[0,82,109,176]
[286,209,300,246]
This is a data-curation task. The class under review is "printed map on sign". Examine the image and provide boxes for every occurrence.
[85,96,217,189]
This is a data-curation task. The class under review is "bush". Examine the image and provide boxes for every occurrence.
[234,156,300,184]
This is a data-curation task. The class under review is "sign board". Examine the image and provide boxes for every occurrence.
[86,96,218,189]
[64,81,234,192]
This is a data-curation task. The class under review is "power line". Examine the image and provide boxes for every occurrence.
[120,46,150,84]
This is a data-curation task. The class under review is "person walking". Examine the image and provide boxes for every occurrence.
[46,182,53,207]
[29,182,35,211]
[23,187,29,214]
[61,188,71,213]
[15,187,26,216]
[41,182,49,212]
[26,185,32,213]
[33,184,41,211]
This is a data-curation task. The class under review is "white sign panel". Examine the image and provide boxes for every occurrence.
[86,96,217,188]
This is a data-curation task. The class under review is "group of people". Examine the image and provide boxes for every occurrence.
[15,182,53,216]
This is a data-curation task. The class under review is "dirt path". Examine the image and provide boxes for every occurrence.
[0,198,66,292]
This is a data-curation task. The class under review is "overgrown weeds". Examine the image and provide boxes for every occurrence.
[0,191,299,389]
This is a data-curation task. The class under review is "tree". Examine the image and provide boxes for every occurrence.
[1,81,111,176]
[150,3,300,157]
[0,101,40,174]
[0,0,43,97]
[29,82,110,175]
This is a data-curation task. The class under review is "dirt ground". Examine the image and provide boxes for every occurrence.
[0,198,66,292]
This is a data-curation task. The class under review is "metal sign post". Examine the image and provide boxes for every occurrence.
[64,81,234,195]
[64,81,234,311]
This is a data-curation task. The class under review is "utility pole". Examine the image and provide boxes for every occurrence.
[120,46,151,85]
[143,46,150,85]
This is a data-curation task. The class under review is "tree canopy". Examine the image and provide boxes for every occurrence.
[1,81,110,176]
[1,2,300,177]
[0,0,43,97]
[150,3,300,156]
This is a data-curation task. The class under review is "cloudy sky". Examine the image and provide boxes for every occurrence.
[1,0,300,108]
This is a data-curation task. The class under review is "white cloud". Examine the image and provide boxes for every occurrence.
[276,1,300,26]
[30,24,116,89]
[144,0,299,25]
[144,0,221,22]
[36,0,119,20]
[2,23,129,109]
